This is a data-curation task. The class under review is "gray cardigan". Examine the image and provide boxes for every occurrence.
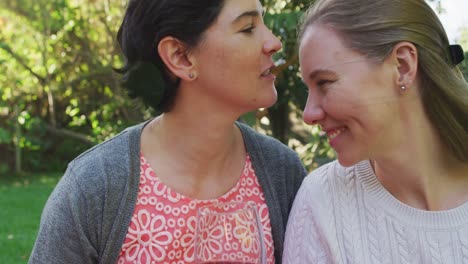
[29,121,306,264]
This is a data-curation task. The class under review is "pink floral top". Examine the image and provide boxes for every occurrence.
[117,153,274,264]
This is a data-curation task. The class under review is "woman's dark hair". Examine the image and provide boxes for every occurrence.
[116,0,225,112]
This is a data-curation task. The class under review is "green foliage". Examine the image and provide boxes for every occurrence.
[0,127,11,144]
[0,0,146,172]
[296,126,336,169]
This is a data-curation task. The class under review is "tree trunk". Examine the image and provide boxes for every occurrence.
[268,99,290,144]
[14,104,22,174]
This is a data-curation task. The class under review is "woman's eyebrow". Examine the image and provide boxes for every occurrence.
[232,10,262,24]
[306,69,334,81]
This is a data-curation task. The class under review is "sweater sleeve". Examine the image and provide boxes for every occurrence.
[282,166,334,264]
[28,167,98,264]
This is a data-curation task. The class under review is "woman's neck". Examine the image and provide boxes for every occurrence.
[140,111,247,199]
[145,111,244,169]
[371,128,468,211]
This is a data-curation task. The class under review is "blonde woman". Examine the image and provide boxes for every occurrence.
[284,0,468,263]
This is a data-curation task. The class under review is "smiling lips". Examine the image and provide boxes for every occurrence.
[326,127,347,140]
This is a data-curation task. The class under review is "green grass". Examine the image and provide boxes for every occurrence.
[0,173,61,264]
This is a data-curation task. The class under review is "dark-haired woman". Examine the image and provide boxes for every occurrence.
[29,0,306,263]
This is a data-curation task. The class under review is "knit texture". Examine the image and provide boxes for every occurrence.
[283,160,468,264]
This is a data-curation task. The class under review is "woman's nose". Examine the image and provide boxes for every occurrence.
[303,94,325,125]
[263,30,282,54]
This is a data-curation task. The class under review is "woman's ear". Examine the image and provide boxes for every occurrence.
[392,41,418,88]
[158,37,196,81]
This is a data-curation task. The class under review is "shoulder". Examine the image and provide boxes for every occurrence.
[46,122,146,225]
[64,122,145,194]
[72,123,137,164]
[297,162,334,200]
[300,160,354,200]
[70,122,144,171]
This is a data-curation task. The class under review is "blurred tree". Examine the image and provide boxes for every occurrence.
[0,0,147,172]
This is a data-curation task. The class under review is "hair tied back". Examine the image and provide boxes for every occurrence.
[448,44,465,65]
[121,61,166,109]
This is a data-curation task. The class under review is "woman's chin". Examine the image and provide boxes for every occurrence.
[249,94,277,111]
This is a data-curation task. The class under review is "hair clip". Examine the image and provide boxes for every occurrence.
[448,44,464,65]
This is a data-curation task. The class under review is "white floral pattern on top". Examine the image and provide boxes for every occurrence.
[117,153,275,264]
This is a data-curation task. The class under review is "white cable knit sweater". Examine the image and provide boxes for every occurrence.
[283,160,468,264]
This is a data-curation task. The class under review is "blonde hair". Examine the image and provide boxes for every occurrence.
[299,0,468,162]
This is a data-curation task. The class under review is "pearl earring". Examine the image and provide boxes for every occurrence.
[400,85,407,93]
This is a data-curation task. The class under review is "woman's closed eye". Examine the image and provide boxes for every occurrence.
[316,79,335,88]
[240,24,255,34]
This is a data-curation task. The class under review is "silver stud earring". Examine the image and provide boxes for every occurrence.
[400,85,407,93]
[188,73,194,79]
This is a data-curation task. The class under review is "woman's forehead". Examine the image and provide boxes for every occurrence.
[216,0,263,23]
